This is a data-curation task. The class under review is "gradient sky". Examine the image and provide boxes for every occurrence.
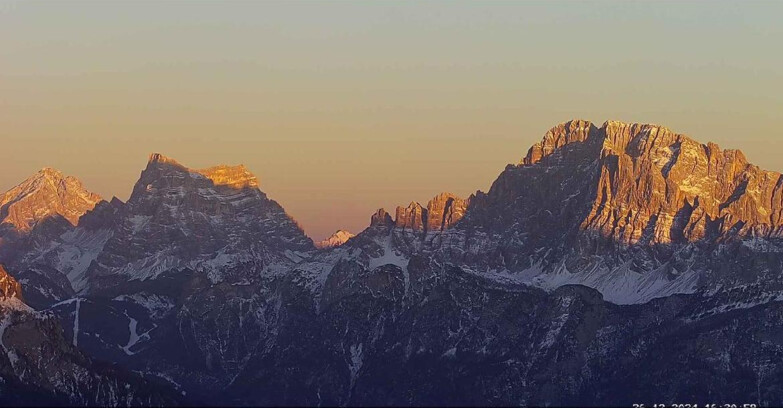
[2,1,782,240]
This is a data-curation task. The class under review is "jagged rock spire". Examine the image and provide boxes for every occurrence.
[426,192,467,232]
[370,208,394,227]
[137,153,259,195]
[388,192,467,233]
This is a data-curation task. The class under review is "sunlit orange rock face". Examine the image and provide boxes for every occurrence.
[519,119,783,245]
[425,192,468,232]
[0,167,102,232]
[522,119,596,166]
[0,264,23,300]
[198,165,259,190]
[392,192,467,233]
[395,202,427,231]
[146,153,259,190]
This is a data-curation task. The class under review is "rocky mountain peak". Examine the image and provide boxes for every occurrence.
[601,120,690,156]
[522,119,599,165]
[370,208,394,227]
[83,153,313,292]
[426,192,467,231]
[390,193,467,233]
[36,166,65,179]
[0,168,102,232]
[395,202,427,231]
[125,155,286,228]
[131,154,262,207]
[147,152,181,166]
[315,230,355,249]
[139,153,259,191]
[507,119,783,247]
[18,167,73,189]
[521,119,712,167]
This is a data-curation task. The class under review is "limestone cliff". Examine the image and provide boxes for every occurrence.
[519,119,783,244]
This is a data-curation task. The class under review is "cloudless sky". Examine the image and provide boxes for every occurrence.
[2,0,782,240]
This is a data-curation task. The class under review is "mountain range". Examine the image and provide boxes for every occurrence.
[1,119,783,406]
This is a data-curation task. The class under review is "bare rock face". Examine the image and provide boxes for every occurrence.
[0,168,102,233]
[315,230,355,249]
[0,170,102,303]
[370,208,394,227]
[134,153,260,202]
[197,164,259,190]
[0,265,22,300]
[589,119,783,244]
[391,193,467,233]
[518,120,783,245]
[439,119,783,304]
[522,119,598,165]
[84,152,314,293]
[425,192,467,231]
[395,202,427,231]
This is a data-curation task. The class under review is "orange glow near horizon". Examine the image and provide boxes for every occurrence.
[2,1,782,240]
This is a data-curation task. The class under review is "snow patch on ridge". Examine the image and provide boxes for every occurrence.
[467,259,699,305]
[368,235,410,293]
[23,228,113,293]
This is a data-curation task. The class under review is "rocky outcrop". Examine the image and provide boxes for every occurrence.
[522,119,598,165]
[0,168,102,233]
[370,208,394,227]
[0,165,101,303]
[197,164,259,190]
[395,202,427,231]
[84,153,313,293]
[517,120,783,245]
[391,193,467,233]
[432,118,783,304]
[425,192,467,231]
[0,265,22,300]
[585,120,783,244]
[316,230,355,249]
